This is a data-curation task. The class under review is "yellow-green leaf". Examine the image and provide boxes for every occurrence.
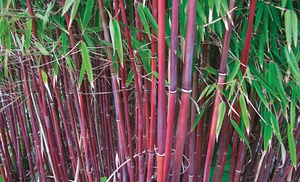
[239,94,250,134]
[41,69,48,84]
[82,0,94,31]
[285,10,292,51]
[81,42,94,88]
[291,10,298,47]
[287,124,296,168]
[216,102,226,141]
[62,0,75,15]
[35,42,50,55]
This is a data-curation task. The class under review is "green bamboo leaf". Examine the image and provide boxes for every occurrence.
[284,47,300,84]
[253,81,268,108]
[254,5,263,31]
[258,35,265,66]
[68,0,80,30]
[285,10,292,51]
[4,55,8,78]
[196,1,206,23]
[53,16,69,35]
[143,6,158,35]
[227,61,240,82]
[239,94,250,134]
[112,19,123,67]
[290,85,296,128]
[15,34,24,55]
[263,112,272,151]
[126,69,134,86]
[270,113,286,165]
[78,64,85,86]
[82,0,94,31]
[231,119,252,156]
[228,80,236,102]
[272,62,288,106]
[109,18,116,55]
[81,41,94,88]
[65,56,75,72]
[291,11,298,47]
[41,69,48,84]
[216,102,226,141]
[138,4,150,36]
[287,124,297,168]
[249,64,278,99]
[281,0,287,15]
[34,42,50,55]
[62,0,75,15]
[206,66,218,75]
[43,2,54,29]
[139,49,151,73]
[198,84,211,101]
[215,0,221,15]
[263,7,269,51]
[268,62,276,90]
[270,6,282,30]
[192,107,206,130]
[25,19,32,50]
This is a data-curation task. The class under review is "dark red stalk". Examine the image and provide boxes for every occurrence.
[118,1,147,180]
[21,63,46,181]
[146,0,158,180]
[203,1,235,181]
[0,109,14,181]
[97,0,133,180]
[113,0,134,175]
[172,0,197,181]
[51,81,78,176]
[187,59,200,182]
[194,42,208,182]
[78,92,93,181]
[14,74,35,181]
[212,114,231,182]
[163,1,179,181]
[83,80,100,180]
[157,0,167,180]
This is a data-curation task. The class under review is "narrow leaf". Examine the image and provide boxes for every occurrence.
[81,42,94,88]
[62,0,75,15]
[287,124,297,168]
[82,0,94,30]
[231,119,252,156]
[285,10,292,51]
[35,42,50,55]
[239,94,250,134]
[112,19,124,67]
[291,10,298,47]
[216,102,226,141]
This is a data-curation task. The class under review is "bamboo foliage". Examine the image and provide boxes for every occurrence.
[0,0,299,181]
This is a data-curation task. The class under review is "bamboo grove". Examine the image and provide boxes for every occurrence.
[0,0,299,181]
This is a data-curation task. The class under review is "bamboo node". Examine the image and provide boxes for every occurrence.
[218,72,227,76]
[235,169,242,173]
[181,88,192,93]
[156,153,165,157]
[169,90,177,94]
